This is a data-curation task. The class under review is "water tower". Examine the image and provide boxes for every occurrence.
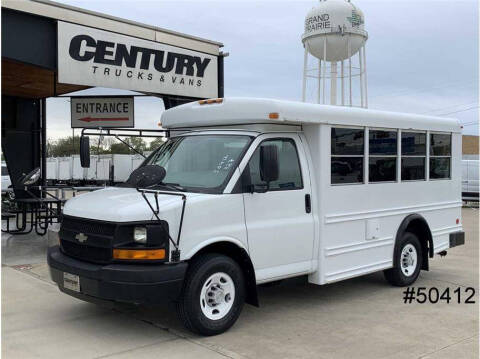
[301,0,368,107]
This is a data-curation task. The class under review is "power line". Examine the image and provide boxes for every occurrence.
[371,79,476,100]
[421,101,478,115]
[436,106,479,116]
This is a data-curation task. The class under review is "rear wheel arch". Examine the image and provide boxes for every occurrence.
[395,214,433,271]
[188,241,259,307]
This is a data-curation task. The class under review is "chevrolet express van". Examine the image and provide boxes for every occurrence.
[48,98,465,335]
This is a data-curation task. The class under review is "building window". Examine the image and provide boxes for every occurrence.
[430,133,451,179]
[369,130,397,182]
[331,127,364,184]
[401,132,426,181]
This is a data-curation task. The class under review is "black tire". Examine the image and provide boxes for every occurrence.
[384,232,423,287]
[176,253,245,336]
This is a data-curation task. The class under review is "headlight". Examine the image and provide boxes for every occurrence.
[133,226,147,244]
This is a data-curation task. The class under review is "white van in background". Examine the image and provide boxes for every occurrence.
[462,160,479,201]
[48,98,465,335]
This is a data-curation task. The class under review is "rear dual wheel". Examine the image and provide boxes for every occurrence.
[176,254,245,336]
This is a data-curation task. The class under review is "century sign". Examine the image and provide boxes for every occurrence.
[71,97,134,128]
[58,22,218,98]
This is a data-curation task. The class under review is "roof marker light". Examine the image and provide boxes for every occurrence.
[198,98,223,105]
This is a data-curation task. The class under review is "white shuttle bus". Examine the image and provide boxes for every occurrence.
[48,98,465,335]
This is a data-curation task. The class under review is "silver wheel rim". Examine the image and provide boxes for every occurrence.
[200,272,235,320]
[400,244,417,277]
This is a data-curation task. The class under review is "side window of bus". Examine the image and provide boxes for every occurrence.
[430,133,451,179]
[401,132,426,181]
[248,138,303,190]
[331,127,364,184]
[369,130,397,182]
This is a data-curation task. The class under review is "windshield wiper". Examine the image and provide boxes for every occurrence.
[156,182,186,192]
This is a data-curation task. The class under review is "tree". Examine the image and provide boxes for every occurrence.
[47,136,81,157]
[149,137,166,151]
[110,137,147,154]
[47,135,149,156]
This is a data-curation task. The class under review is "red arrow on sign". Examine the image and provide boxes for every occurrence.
[78,117,130,122]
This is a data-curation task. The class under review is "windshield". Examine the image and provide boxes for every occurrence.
[145,135,251,192]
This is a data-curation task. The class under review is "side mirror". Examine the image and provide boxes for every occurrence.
[259,144,279,184]
[80,136,90,168]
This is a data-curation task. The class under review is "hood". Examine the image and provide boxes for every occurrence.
[63,187,202,222]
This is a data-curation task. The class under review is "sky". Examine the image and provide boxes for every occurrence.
[47,0,479,140]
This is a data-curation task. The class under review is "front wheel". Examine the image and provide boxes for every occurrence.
[176,253,245,336]
[384,232,422,287]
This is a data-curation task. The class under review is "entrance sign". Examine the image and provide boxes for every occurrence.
[58,22,218,98]
[71,96,134,128]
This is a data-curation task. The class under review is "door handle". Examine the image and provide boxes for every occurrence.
[305,194,311,213]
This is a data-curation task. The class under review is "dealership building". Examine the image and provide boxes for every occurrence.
[1,0,224,192]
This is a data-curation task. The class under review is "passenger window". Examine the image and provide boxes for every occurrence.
[369,130,397,182]
[331,127,364,184]
[248,138,303,190]
[401,132,426,181]
[430,133,451,179]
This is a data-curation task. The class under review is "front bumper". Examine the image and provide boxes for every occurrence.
[449,231,465,248]
[48,246,187,305]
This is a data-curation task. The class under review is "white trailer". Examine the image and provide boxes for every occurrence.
[462,160,479,201]
[112,154,133,182]
[72,155,86,181]
[46,158,59,182]
[1,162,12,192]
[49,98,465,336]
[57,157,73,181]
[131,154,145,172]
[47,154,139,184]
[95,155,112,182]
[85,155,98,181]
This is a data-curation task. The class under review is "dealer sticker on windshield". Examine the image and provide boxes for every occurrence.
[63,272,80,292]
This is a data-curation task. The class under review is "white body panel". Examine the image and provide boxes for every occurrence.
[237,133,316,282]
[63,188,248,261]
[63,98,463,286]
[303,124,462,285]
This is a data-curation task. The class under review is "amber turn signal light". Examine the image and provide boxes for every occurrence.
[269,112,279,119]
[113,248,166,260]
[198,98,223,105]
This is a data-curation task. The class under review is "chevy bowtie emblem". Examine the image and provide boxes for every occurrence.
[75,233,88,243]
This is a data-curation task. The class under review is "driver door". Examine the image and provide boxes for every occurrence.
[240,134,315,282]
